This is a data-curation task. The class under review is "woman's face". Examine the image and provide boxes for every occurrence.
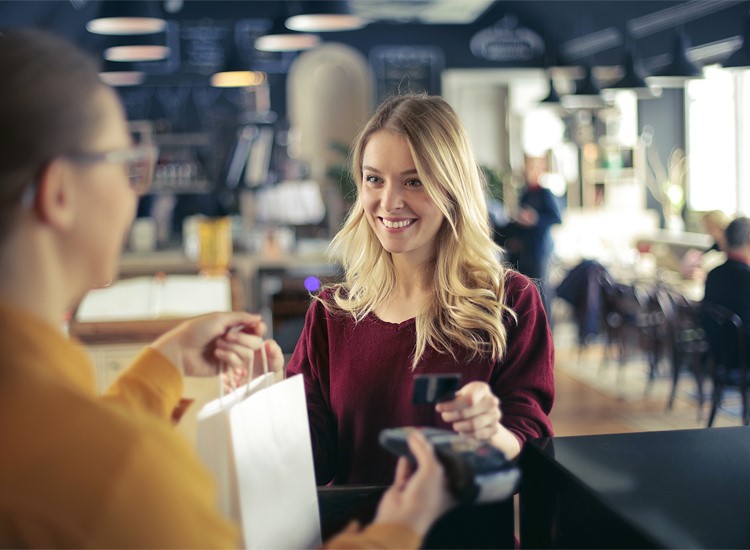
[67,87,139,288]
[360,130,445,266]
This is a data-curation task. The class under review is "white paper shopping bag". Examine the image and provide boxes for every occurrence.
[196,372,321,550]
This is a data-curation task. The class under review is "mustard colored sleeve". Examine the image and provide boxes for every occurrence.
[87,424,239,549]
[101,347,183,421]
[323,521,422,550]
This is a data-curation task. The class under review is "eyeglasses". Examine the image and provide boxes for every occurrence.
[65,144,159,195]
[19,144,159,209]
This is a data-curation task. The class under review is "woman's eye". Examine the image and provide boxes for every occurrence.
[405,179,423,187]
[364,174,381,184]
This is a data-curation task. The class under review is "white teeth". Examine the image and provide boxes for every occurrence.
[382,219,414,229]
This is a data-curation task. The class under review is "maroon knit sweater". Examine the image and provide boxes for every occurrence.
[286,270,555,485]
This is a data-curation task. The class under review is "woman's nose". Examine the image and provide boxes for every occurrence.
[382,183,404,211]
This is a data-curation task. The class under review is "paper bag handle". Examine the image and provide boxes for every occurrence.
[219,326,271,400]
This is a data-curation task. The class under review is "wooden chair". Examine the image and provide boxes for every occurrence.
[700,302,748,427]
[600,283,669,388]
[664,289,708,415]
[635,285,672,395]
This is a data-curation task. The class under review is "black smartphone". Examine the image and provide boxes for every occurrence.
[412,373,461,404]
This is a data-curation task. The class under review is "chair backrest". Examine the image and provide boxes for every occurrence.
[666,290,707,354]
[700,302,746,381]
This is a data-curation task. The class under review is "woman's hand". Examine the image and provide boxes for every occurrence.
[372,431,454,536]
[436,381,521,459]
[149,311,284,380]
[436,381,502,440]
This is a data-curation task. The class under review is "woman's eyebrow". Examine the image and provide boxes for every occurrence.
[362,165,418,176]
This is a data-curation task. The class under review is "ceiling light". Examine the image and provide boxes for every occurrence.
[255,33,321,52]
[540,77,561,104]
[87,17,166,35]
[285,1,367,32]
[98,70,146,86]
[722,12,750,69]
[285,14,366,32]
[562,66,606,109]
[647,30,703,88]
[211,71,267,88]
[602,47,660,99]
[104,45,170,62]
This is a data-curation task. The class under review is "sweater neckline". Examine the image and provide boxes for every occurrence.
[367,312,416,329]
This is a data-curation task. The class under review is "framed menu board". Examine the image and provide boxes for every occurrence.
[369,45,444,102]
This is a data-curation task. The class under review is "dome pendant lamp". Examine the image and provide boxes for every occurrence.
[285,1,367,32]
[647,29,703,88]
[723,12,750,69]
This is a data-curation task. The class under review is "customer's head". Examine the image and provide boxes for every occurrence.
[343,93,494,266]
[724,217,750,252]
[523,155,547,189]
[701,210,731,248]
[0,29,147,295]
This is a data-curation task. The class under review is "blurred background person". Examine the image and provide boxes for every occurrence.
[703,216,750,328]
[511,154,562,315]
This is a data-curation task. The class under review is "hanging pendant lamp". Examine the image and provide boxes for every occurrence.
[647,29,703,88]
[562,65,606,109]
[723,13,750,69]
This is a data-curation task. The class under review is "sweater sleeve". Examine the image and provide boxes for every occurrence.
[492,272,555,444]
[100,347,184,422]
[323,522,422,550]
[285,297,339,485]
[86,422,239,548]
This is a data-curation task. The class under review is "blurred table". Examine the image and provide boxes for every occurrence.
[520,427,750,549]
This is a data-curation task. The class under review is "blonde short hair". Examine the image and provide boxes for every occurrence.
[701,210,731,232]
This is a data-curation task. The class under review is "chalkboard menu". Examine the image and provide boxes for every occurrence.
[179,20,232,75]
[370,45,444,102]
[233,19,296,74]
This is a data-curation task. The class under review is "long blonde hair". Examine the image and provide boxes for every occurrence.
[322,93,514,367]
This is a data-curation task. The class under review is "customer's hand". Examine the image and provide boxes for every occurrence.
[372,431,454,536]
[149,311,284,379]
[515,207,538,226]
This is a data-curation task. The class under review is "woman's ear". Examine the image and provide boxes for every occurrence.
[33,159,76,230]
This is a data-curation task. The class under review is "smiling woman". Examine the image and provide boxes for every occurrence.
[286,93,555,486]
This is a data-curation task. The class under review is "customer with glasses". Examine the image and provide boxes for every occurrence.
[0,29,453,548]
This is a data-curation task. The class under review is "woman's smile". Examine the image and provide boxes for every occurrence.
[380,217,418,231]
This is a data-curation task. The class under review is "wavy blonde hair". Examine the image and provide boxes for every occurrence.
[321,93,514,367]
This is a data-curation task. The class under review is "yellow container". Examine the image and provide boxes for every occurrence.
[197,216,232,276]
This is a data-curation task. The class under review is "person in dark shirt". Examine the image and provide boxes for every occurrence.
[703,216,750,327]
[286,94,554,486]
[513,155,562,313]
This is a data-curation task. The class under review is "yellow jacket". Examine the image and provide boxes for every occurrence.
[0,302,238,548]
[0,302,420,549]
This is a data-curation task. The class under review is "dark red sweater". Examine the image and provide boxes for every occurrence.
[286,270,555,485]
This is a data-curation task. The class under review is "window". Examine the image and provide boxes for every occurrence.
[686,65,737,214]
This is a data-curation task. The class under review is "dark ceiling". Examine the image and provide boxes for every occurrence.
[2,0,750,73]
[3,1,749,136]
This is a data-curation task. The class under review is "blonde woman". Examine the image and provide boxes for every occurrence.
[287,94,554,485]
